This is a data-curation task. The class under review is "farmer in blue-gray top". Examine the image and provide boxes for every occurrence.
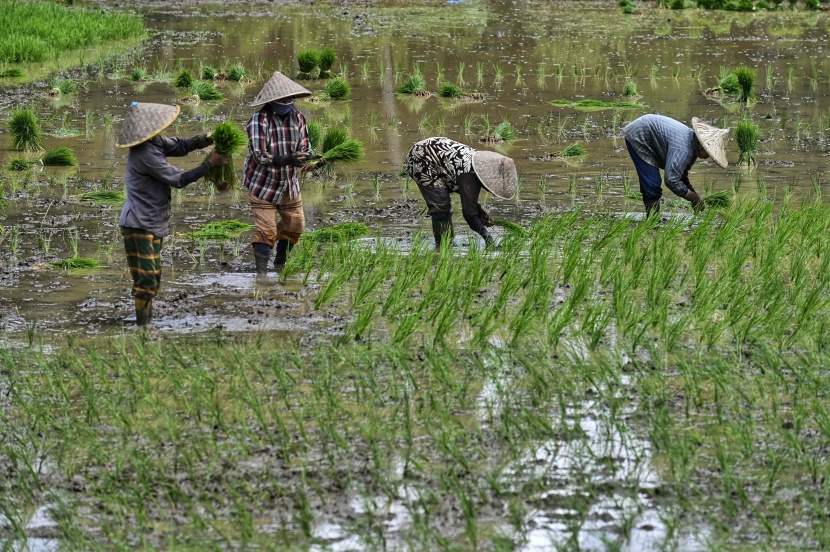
[622,114,729,217]
[116,102,227,326]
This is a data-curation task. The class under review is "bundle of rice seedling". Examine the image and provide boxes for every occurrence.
[227,63,246,82]
[733,66,755,103]
[297,50,320,77]
[0,68,24,78]
[622,81,638,96]
[307,120,323,152]
[439,82,464,98]
[51,257,100,270]
[324,77,350,100]
[204,122,248,192]
[201,64,219,80]
[42,147,78,167]
[703,190,731,209]
[493,121,517,141]
[79,190,126,204]
[717,73,740,95]
[304,222,368,243]
[321,140,365,164]
[549,99,644,109]
[322,126,349,153]
[187,220,253,241]
[735,117,759,166]
[396,74,427,95]
[318,47,336,78]
[9,108,44,152]
[173,68,194,88]
[190,81,224,101]
[7,158,36,171]
[49,76,77,95]
[129,66,149,82]
[558,143,586,157]
[493,219,530,238]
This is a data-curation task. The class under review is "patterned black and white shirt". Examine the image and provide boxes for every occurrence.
[403,137,474,192]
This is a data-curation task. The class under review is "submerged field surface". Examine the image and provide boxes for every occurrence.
[3,0,830,549]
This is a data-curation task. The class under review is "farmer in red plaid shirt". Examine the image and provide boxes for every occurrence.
[243,72,315,275]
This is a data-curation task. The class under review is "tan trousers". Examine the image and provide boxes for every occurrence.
[249,192,305,247]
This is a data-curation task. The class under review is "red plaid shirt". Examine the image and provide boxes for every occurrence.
[242,106,310,203]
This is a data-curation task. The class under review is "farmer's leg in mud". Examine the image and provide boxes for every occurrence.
[625,139,663,219]
[122,227,162,326]
[249,193,277,275]
[417,183,453,248]
[274,195,304,267]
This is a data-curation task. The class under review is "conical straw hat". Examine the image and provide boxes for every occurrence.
[472,150,518,200]
[692,117,730,169]
[115,102,180,148]
[250,71,312,107]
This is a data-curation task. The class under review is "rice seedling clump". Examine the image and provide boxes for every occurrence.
[736,117,759,165]
[307,120,324,152]
[703,190,731,208]
[324,77,351,100]
[304,222,368,243]
[733,66,756,103]
[493,219,530,238]
[189,81,224,101]
[173,68,194,88]
[558,142,587,157]
[49,76,77,95]
[318,47,336,78]
[297,50,320,78]
[493,121,517,141]
[42,146,78,167]
[227,63,246,82]
[0,67,24,78]
[204,122,248,192]
[396,74,427,95]
[8,108,44,151]
[439,82,464,98]
[317,127,365,165]
[187,220,253,241]
[50,257,100,270]
[78,190,125,204]
[622,80,639,96]
[7,158,37,171]
[200,64,219,80]
[550,98,644,110]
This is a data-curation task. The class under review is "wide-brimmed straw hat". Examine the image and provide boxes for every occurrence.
[115,102,180,148]
[691,117,730,169]
[472,150,518,200]
[250,71,312,107]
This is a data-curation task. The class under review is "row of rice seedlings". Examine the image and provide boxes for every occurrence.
[203,121,248,192]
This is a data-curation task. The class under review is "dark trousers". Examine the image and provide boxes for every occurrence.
[122,227,162,300]
[625,139,663,200]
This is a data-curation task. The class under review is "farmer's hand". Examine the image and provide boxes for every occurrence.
[685,190,704,213]
[208,150,228,167]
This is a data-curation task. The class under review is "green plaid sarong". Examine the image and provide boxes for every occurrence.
[122,227,163,300]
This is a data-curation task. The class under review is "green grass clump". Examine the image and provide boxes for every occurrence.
[558,143,587,157]
[493,219,530,238]
[42,147,78,167]
[703,190,731,208]
[0,1,144,64]
[7,158,36,171]
[318,47,336,78]
[551,99,644,110]
[735,118,759,166]
[173,68,194,88]
[8,108,44,152]
[187,220,253,241]
[307,120,323,153]
[227,63,245,82]
[493,121,517,141]
[297,50,320,76]
[204,122,248,193]
[78,190,125,204]
[396,74,427,95]
[129,66,149,82]
[51,257,100,270]
[622,80,638,96]
[733,66,756,103]
[49,76,77,95]
[0,67,24,78]
[304,222,368,243]
[200,64,219,80]
[439,82,464,98]
[324,77,351,100]
[190,81,224,101]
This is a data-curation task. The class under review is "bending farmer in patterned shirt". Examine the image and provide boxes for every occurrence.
[116,102,228,326]
[404,137,518,248]
[243,72,316,275]
[622,114,730,217]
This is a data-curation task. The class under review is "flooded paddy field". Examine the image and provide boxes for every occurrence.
[3,0,830,550]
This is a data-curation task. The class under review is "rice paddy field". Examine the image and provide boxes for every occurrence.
[3,0,830,550]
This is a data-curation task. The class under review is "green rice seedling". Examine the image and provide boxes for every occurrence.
[733,66,756,103]
[78,190,125,203]
[189,81,224,101]
[704,190,732,209]
[493,120,517,141]
[297,50,320,77]
[9,108,44,152]
[7,158,36,171]
[736,117,760,166]
[307,120,323,152]
[42,146,78,167]
[49,76,77,95]
[321,140,365,165]
[318,47,336,78]
[0,67,24,78]
[622,80,638,96]
[173,68,194,88]
[493,220,530,238]
[304,222,368,244]
[129,65,149,82]
[186,220,253,241]
[50,257,100,270]
[204,121,247,192]
[324,77,350,100]
[717,72,740,96]
[322,126,348,153]
[557,142,586,157]
[396,74,427,95]
[227,63,246,82]
[439,82,464,98]
[200,64,219,80]
[457,61,466,85]
[549,99,644,110]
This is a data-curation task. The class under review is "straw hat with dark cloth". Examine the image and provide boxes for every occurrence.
[472,150,518,200]
[692,117,730,169]
[250,71,312,107]
[115,102,180,149]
